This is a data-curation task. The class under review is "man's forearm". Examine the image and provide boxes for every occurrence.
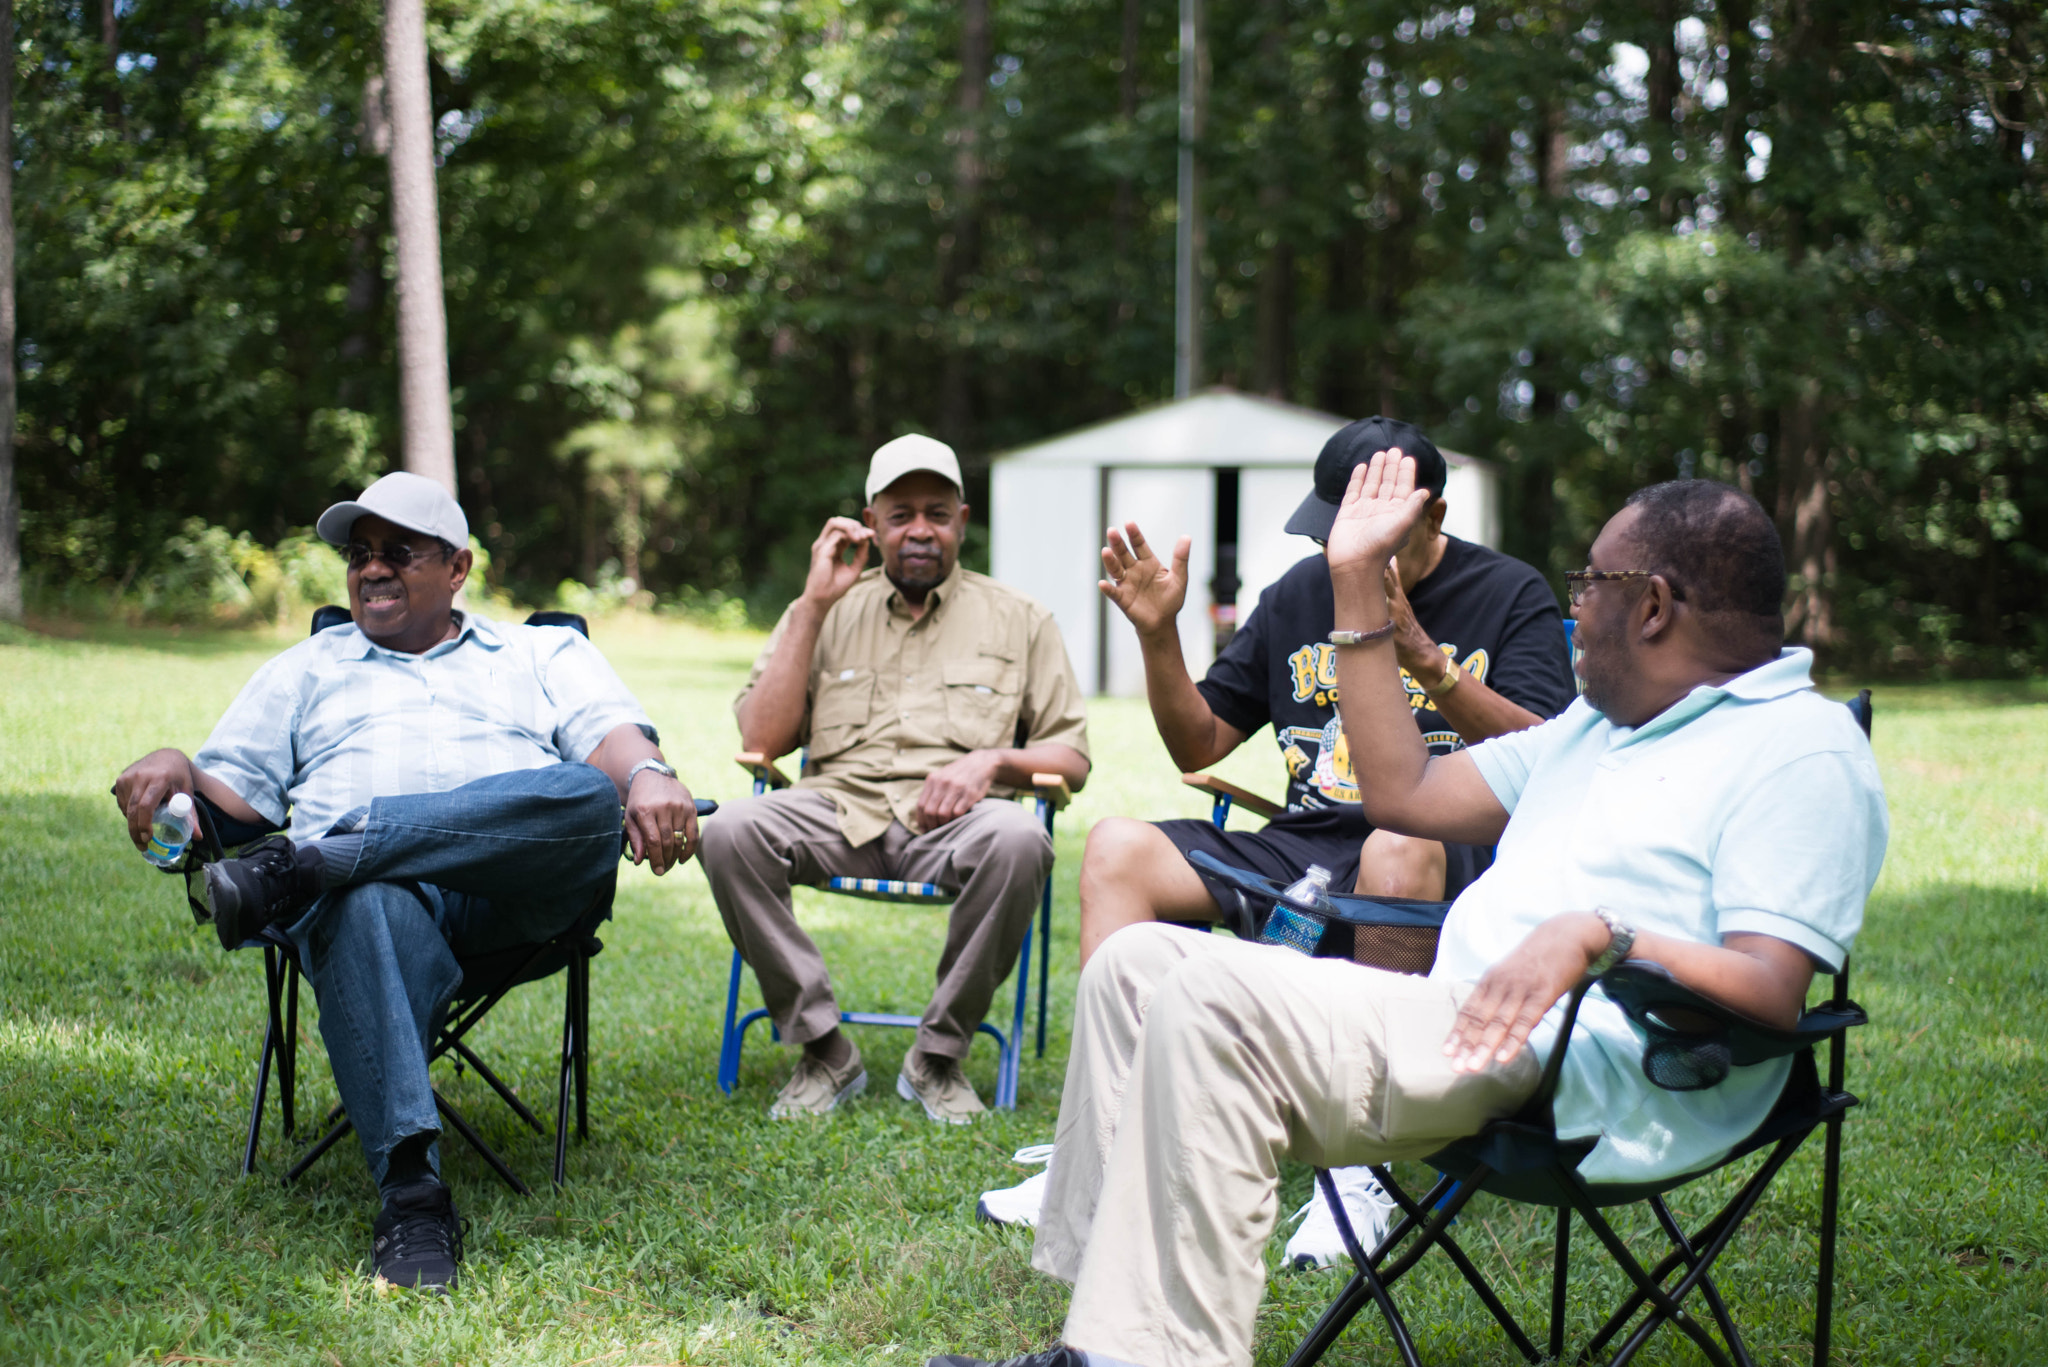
[1137,628,1236,771]
[1409,657,1546,744]
[736,600,828,758]
[1331,567,1435,817]
[988,743,1090,793]
[586,723,664,800]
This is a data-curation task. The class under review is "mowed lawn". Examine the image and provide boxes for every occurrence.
[0,613,2043,1367]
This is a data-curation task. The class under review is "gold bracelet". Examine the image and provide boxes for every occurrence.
[1425,664,1462,698]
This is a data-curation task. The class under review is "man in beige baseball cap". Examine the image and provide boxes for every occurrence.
[702,434,1092,1124]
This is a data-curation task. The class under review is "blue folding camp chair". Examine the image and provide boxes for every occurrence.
[715,752,1069,1110]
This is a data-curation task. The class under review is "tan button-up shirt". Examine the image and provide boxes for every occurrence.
[736,563,1091,847]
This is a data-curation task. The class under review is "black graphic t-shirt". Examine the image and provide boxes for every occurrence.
[1195,538,1577,836]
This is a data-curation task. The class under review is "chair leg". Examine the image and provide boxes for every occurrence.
[574,949,591,1140]
[242,947,284,1176]
[280,958,299,1139]
[434,1088,532,1196]
[1551,1206,1570,1363]
[1563,1186,1739,1367]
[1815,1111,1844,1367]
[445,1036,546,1134]
[718,950,749,1094]
[1036,872,1052,1059]
[1647,1195,1751,1366]
[283,1114,355,1186]
[555,960,577,1188]
[1370,1167,1544,1363]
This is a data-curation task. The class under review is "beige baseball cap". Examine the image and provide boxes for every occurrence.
[316,471,471,549]
[864,433,963,503]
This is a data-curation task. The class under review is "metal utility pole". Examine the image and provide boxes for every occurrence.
[381,0,457,494]
[1173,0,1206,398]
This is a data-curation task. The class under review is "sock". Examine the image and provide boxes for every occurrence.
[300,833,364,890]
[379,1132,442,1200]
[804,1028,854,1069]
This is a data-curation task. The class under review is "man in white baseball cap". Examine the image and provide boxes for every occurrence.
[702,434,1092,1125]
[113,470,704,1292]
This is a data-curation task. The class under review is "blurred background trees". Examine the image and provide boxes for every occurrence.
[12,0,2045,673]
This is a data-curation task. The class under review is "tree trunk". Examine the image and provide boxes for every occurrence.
[1252,0,1291,399]
[1173,0,1207,397]
[937,0,989,451]
[0,0,18,622]
[1777,379,1835,647]
[1110,0,1141,321]
[381,0,457,494]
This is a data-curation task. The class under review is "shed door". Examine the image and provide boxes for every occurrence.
[1101,467,1215,697]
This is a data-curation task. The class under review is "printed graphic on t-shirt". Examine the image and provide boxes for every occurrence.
[1275,641,1491,807]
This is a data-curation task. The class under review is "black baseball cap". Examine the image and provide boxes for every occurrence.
[1284,416,1448,541]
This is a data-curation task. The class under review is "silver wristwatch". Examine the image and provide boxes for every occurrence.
[1585,907,1636,979]
[625,758,678,791]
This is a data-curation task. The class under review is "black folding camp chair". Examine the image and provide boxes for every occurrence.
[1269,689,1876,1367]
[197,606,622,1194]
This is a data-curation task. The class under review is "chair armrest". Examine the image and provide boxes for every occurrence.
[1181,773,1284,820]
[1030,773,1073,812]
[734,752,794,790]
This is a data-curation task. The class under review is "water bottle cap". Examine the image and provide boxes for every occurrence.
[168,792,194,818]
[1305,864,1332,882]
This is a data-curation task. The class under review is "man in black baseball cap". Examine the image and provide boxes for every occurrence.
[1285,417,1447,540]
[978,415,1576,1260]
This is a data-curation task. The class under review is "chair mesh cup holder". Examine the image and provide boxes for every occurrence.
[1184,849,1451,975]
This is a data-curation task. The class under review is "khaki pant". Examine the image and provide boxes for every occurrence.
[1034,923,1539,1367]
[699,788,1054,1060]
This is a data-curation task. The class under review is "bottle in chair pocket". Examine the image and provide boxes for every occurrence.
[1262,864,1335,956]
[144,792,197,870]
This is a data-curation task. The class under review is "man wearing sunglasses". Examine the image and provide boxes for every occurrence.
[112,470,701,1293]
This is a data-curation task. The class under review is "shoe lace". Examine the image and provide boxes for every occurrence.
[380,1208,465,1266]
[240,841,309,919]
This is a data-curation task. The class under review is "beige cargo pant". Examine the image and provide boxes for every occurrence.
[699,787,1053,1060]
[1033,923,1539,1367]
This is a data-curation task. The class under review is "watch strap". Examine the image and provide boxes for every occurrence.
[1586,907,1636,979]
[626,758,677,790]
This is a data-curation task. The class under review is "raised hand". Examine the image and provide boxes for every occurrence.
[1098,522,1191,639]
[802,516,875,609]
[1325,450,1432,580]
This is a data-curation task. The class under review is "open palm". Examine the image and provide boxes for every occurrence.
[1325,450,1432,577]
[1099,522,1191,637]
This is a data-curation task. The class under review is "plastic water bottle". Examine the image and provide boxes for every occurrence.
[144,792,197,870]
[1262,864,1335,955]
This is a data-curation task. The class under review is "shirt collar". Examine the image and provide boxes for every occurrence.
[335,609,499,661]
[1610,647,1815,748]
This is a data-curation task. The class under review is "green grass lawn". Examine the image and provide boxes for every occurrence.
[1,614,2043,1366]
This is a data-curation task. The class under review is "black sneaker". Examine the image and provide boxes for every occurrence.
[927,1350,1086,1367]
[200,835,321,950]
[371,1178,464,1292]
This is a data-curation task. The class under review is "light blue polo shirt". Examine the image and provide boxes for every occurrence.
[1432,648,1888,1184]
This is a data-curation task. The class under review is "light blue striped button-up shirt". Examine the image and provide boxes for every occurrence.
[194,613,654,841]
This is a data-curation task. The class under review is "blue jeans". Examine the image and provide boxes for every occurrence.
[284,763,623,1187]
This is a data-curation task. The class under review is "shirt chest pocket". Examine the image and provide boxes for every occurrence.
[942,657,1023,751]
[808,668,876,763]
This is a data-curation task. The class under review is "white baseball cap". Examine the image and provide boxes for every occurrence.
[316,471,471,549]
[864,434,964,503]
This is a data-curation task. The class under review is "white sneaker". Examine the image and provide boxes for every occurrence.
[1283,1165,1395,1271]
[976,1144,1056,1226]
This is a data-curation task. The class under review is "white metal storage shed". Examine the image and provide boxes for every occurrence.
[988,389,1500,696]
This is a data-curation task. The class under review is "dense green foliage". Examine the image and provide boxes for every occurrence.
[3,616,2046,1363]
[14,0,2047,670]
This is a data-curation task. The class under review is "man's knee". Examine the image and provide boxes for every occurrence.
[1357,829,1447,900]
[1081,920,1207,1004]
[697,790,792,873]
[297,879,433,966]
[960,798,1053,874]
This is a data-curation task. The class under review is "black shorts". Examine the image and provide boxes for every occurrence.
[1156,810,1493,940]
